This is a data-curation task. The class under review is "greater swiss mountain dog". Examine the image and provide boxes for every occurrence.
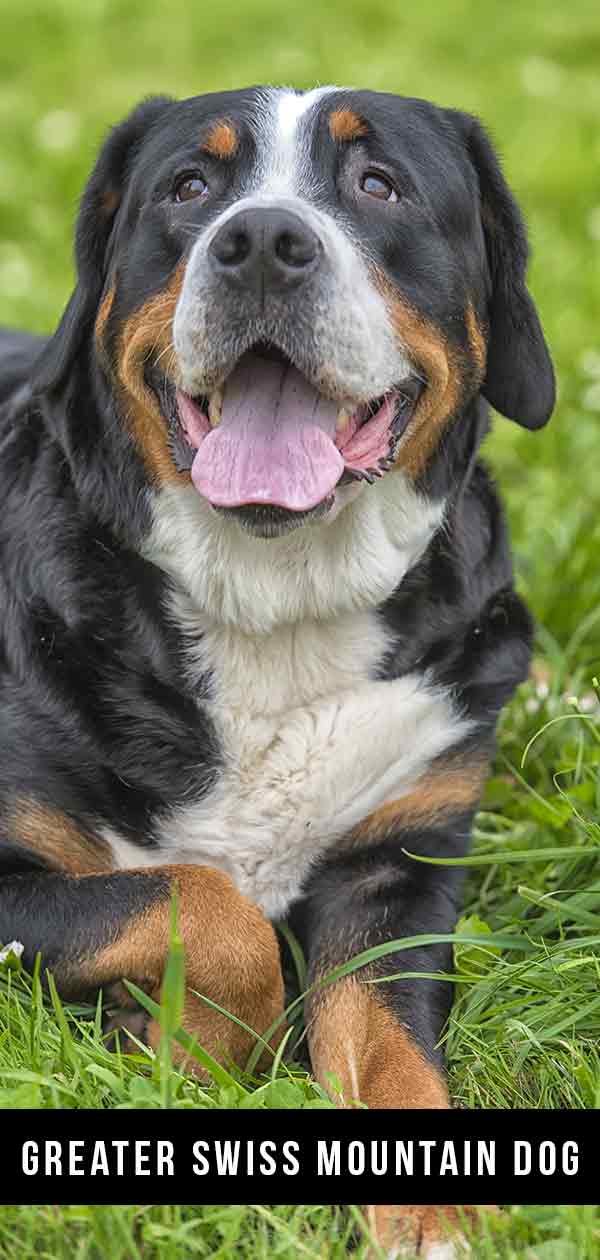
[0,87,554,1255]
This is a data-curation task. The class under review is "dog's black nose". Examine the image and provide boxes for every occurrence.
[209,207,322,294]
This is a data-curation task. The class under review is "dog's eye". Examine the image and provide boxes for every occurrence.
[173,173,209,203]
[360,171,399,202]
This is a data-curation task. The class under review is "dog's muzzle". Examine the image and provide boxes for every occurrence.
[167,197,420,534]
[208,206,323,297]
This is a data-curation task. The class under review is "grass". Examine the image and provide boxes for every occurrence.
[0,1204,597,1260]
[1,0,600,1253]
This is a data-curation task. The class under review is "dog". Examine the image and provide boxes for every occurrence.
[0,86,554,1255]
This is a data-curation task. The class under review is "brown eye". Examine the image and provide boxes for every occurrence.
[360,171,399,202]
[174,173,209,203]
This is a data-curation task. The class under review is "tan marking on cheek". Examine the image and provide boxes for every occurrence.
[73,866,285,1077]
[309,978,449,1109]
[375,273,489,478]
[95,283,115,350]
[117,261,187,484]
[380,282,459,478]
[202,120,238,159]
[329,108,368,143]
[7,801,113,875]
[354,759,488,842]
[466,300,487,376]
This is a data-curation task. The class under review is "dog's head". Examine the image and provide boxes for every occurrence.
[36,87,554,546]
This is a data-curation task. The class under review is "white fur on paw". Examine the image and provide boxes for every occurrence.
[387,1238,467,1259]
[425,1239,470,1260]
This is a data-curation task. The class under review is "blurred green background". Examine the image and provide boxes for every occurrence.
[0,0,599,646]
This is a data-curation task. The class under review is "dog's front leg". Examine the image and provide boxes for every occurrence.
[0,864,284,1075]
[294,796,493,1258]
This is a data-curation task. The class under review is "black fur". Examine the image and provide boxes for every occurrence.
[0,868,172,983]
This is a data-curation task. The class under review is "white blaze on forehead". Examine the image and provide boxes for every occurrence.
[253,86,342,197]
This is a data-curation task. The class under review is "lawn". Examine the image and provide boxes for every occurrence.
[1,0,600,1254]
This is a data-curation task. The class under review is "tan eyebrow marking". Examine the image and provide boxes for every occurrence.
[201,120,239,160]
[329,108,368,143]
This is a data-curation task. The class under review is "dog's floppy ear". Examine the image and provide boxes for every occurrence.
[455,112,555,429]
[34,95,173,394]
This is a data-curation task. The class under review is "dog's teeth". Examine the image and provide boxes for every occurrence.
[208,389,223,428]
[336,406,351,431]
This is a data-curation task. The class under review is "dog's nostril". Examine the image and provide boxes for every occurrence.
[213,228,251,266]
[275,229,317,269]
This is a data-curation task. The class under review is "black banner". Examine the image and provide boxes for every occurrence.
[3,1108,595,1204]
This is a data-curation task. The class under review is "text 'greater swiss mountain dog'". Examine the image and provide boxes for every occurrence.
[0,87,554,1255]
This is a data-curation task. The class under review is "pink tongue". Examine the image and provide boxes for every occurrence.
[191,352,344,512]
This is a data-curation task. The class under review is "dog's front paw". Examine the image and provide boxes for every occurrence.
[365,1204,496,1258]
[101,979,154,1056]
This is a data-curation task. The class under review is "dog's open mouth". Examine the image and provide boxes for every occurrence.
[158,342,423,518]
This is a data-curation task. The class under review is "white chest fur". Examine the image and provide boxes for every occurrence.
[110,599,470,919]
[108,476,469,918]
